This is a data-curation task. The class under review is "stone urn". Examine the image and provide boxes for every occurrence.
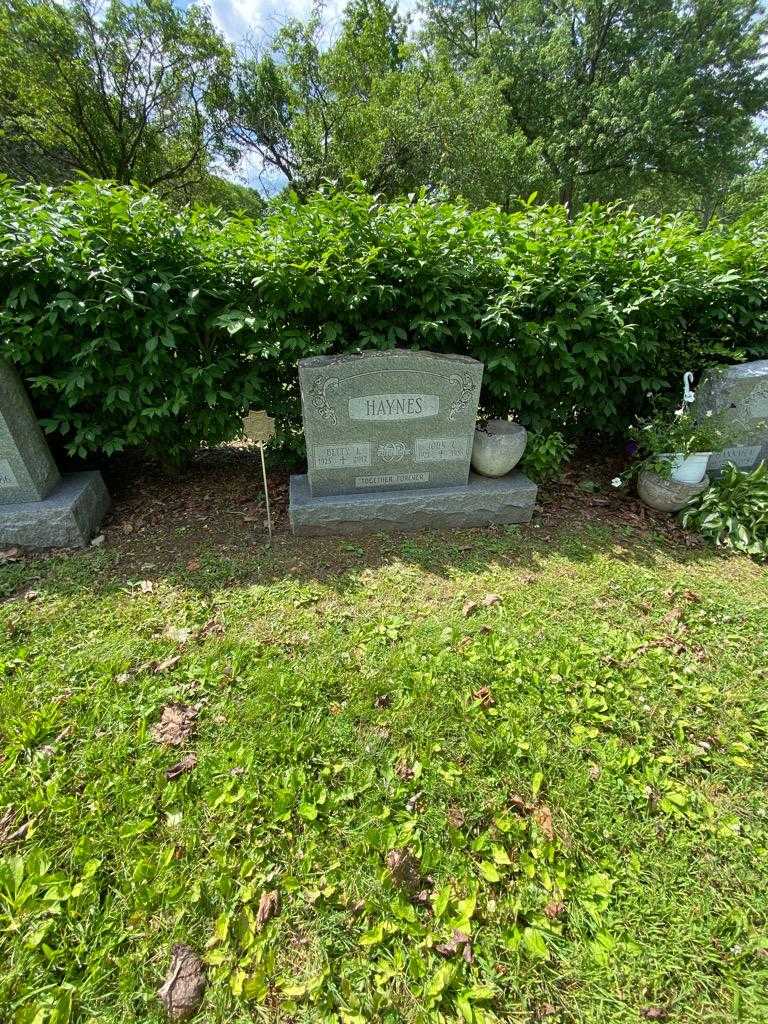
[471,420,527,477]
[637,469,710,513]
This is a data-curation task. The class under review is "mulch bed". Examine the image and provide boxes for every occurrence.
[2,443,705,572]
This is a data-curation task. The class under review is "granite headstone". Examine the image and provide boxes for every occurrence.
[695,360,768,477]
[0,359,110,548]
[299,349,483,496]
[289,349,537,534]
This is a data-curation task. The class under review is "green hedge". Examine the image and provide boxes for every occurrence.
[1,179,767,463]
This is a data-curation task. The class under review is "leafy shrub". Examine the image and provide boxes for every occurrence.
[519,431,573,483]
[1,180,768,462]
[681,463,768,558]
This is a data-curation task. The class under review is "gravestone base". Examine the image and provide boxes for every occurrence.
[289,471,537,536]
[0,472,110,549]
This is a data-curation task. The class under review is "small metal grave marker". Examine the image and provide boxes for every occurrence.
[242,410,275,541]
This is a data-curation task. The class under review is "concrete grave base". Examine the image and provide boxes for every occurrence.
[0,472,110,549]
[289,471,537,535]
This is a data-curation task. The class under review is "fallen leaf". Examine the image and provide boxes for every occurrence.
[151,704,197,747]
[90,534,105,547]
[472,686,495,708]
[447,805,465,828]
[682,589,701,603]
[139,580,154,593]
[663,607,684,625]
[588,763,602,781]
[0,547,19,562]
[533,1005,557,1020]
[435,929,474,963]
[24,590,39,602]
[154,655,182,674]
[256,890,280,929]
[534,805,555,841]
[462,600,478,617]
[198,618,224,639]
[544,899,566,920]
[165,626,193,645]
[481,593,502,607]
[165,753,198,781]
[374,693,392,708]
[509,793,535,814]
[641,1009,668,1021]
[385,848,422,892]
[0,807,32,847]
[157,943,206,1020]
[186,559,201,572]
[395,759,415,781]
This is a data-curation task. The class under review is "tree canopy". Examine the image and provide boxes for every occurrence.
[1,0,767,217]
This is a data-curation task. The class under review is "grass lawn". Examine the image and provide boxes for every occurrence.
[1,510,767,1023]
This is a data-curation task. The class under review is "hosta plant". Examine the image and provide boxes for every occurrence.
[681,462,768,558]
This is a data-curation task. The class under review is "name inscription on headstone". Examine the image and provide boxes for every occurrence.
[298,350,483,496]
[348,394,439,421]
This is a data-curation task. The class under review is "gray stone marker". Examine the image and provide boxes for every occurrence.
[695,360,768,477]
[289,349,537,534]
[0,359,110,548]
[299,349,484,496]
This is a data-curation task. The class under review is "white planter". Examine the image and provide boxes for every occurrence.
[471,420,527,477]
[665,451,712,485]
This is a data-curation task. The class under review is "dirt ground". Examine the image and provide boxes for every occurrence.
[0,442,705,579]
[63,443,701,571]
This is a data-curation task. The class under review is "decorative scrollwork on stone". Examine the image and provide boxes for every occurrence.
[447,374,475,421]
[309,376,340,425]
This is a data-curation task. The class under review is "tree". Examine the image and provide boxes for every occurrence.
[0,0,233,192]
[225,0,530,204]
[422,0,768,214]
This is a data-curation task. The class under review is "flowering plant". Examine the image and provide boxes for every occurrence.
[613,406,753,485]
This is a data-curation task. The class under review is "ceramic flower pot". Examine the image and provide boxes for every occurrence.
[637,470,710,512]
[471,420,527,477]
[667,452,713,485]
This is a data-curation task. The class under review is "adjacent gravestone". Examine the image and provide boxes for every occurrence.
[0,359,110,548]
[695,360,768,477]
[289,349,537,535]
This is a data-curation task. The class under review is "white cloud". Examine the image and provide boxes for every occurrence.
[203,0,346,44]
[196,0,420,45]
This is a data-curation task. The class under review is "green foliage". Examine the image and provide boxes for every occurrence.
[226,0,768,217]
[423,0,768,216]
[681,463,768,558]
[520,432,573,483]
[0,0,232,192]
[2,179,768,462]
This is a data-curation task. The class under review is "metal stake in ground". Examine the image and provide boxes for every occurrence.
[242,411,276,543]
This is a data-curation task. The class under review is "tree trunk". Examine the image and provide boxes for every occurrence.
[559,181,575,219]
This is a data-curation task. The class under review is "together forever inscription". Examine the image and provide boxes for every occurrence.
[298,350,483,496]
